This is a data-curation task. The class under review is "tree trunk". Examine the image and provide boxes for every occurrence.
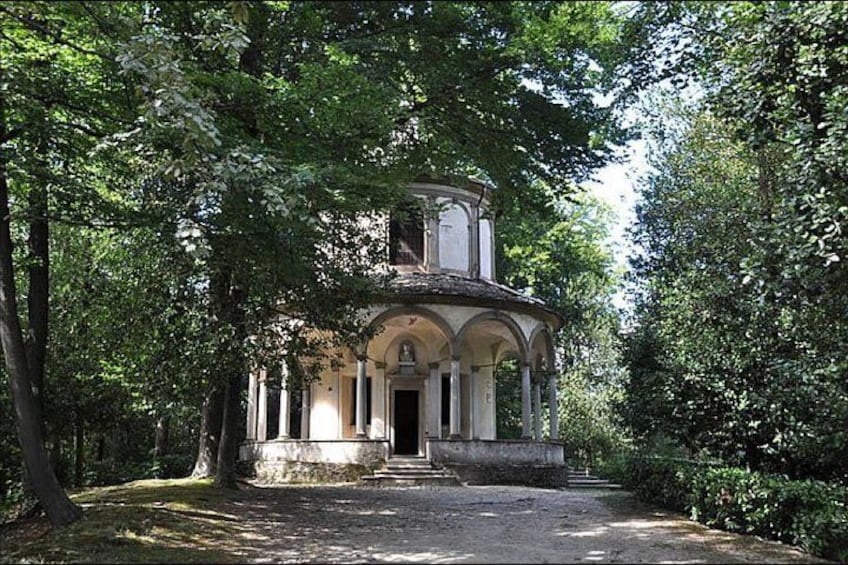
[192,382,224,477]
[0,159,81,527]
[154,416,169,458]
[74,418,84,487]
[210,263,247,489]
[215,373,242,489]
[26,182,49,426]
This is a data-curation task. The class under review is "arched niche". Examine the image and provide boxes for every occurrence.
[438,200,471,272]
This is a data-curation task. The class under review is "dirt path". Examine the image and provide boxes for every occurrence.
[223,484,827,563]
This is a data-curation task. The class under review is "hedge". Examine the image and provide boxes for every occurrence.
[601,454,848,561]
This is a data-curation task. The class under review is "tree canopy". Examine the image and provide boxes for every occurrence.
[1,0,641,524]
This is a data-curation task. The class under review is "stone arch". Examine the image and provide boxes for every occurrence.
[454,310,529,363]
[365,305,455,359]
[528,323,556,371]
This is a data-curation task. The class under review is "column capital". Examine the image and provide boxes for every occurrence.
[428,362,440,370]
[375,361,387,370]
[451,355,461,363]
[470,365,480,373]
[356,354,368,362]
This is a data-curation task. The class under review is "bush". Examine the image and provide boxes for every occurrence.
[614,454,848,562]
[85,453,193,486]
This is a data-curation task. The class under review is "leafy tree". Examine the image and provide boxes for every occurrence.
[625,90,847,481]
[0,1,139,525]
[115,1,641,486]
[497,183,627,464]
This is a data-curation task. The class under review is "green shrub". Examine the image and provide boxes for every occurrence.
[615,454,848,561]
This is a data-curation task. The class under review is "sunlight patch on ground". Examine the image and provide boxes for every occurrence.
[607,518,680,529]
[370,551,475,563]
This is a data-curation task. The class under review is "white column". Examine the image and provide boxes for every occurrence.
[548,371,558,440]
[450,357,461,439]
[300,384,310,439]
[257,369,268,442]
[533,378,542,441]
[426,196,440,271]
[469,203,480,277]
[521,363,531,439]
[246,369,258,440]
[355,356,367,438]
[428,362,441,439]
[470,365,479,439]
[373,362,386,439]
[278,361,290,439]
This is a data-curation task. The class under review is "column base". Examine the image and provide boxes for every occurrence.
[449,434,463,440]
[277,435,290,440]
[355,432,367,438]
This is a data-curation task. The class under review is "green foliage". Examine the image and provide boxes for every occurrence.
[86,454,194,487]
[625,91,848,481]
[2,0,643,503]
[496,183,628,465]
[609,454,848,561]
[494,358,523,440]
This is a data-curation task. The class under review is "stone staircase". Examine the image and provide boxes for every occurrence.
[360,456,461,487]
[567,467,622,489]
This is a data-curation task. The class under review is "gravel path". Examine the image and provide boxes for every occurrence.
[224,484,828,563]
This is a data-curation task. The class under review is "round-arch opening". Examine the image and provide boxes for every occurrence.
[455,311,530,440]
[494,354,523,439]
[366,307,454,373]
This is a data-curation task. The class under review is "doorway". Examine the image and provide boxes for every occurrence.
[393,390,419,455]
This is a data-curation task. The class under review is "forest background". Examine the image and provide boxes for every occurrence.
[1,2,845,557]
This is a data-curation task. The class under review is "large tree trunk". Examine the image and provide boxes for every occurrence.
[26,182,49,425]
[0,164,81,527]
[215,373,242,489]
[192,382,224,477]
[210,263,247,489]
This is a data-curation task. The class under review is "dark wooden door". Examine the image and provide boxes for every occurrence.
[394,390,419,455]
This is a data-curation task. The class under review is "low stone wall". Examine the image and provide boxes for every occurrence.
[239,439,389,484]
[427,439,565,466]
[442,463,568,488]
[428,439,567,488]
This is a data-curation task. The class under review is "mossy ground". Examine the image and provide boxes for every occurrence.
[1,478,247,563]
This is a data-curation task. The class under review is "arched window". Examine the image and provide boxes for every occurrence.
[389,200,424,265]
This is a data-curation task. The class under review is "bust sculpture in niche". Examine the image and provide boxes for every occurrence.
[398,341,415,375]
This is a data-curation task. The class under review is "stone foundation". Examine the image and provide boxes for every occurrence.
[239,439,389,484]
[427,439,567,488]
[242,460,373,484]
[441,463,568,488]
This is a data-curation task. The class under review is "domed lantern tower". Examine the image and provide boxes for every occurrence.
[240,177,566,486]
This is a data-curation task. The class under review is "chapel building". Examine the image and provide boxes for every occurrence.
[240,177,566,485]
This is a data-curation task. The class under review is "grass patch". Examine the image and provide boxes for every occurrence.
[0,478,248,564]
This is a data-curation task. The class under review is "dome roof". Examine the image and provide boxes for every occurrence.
[378,271,564,330]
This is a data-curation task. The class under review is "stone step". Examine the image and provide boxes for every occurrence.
[379,468,455,476]
[568,478,622,489]
[385,465,437,472]
[369,472,457,480]
[361,458,461,487]
[361,475,461,487]
[386,460,433,466]
[564,467,622,489]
